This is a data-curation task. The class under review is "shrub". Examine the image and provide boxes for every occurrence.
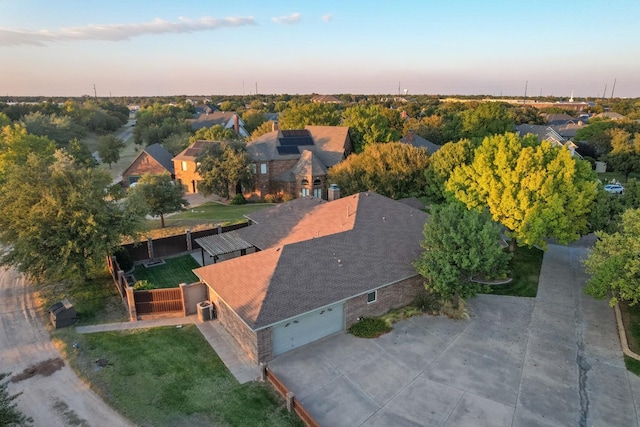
[415,292,442,314]
[114,247,134,272]
[281,192,294,202]
[263,194,276,203]
[133,280,155,291]
[230,193,247,205]
[348,317,392,338]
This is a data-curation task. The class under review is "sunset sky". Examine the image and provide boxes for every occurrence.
[2,0,639,97]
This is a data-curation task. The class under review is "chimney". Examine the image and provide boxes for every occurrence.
[401,110,408,119]
[328,184,340,201]
[233,114,239,135]
[407,130,414,142]
[272,121,279,132]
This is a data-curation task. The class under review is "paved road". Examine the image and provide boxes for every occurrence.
[270,242,640,426]
[0,267,133,427]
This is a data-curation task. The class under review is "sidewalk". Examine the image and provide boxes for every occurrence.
[76,315,259,384]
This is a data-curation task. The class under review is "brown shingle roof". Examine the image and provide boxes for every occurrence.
[194,192,427,330]
[172,140,216,162]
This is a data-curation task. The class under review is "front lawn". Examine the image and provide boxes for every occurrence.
[132,254,200,289]
[56,326,300,427]
[483,246,544,298]
[146,202,273,230]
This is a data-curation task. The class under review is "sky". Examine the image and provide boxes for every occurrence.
[1,0,639,98]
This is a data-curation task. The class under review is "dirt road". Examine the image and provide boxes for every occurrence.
[0,266,133,427]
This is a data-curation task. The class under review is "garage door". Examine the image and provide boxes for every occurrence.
[272,303,344,356]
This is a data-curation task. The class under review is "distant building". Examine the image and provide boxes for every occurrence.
[122,143,175,187]
[310,94,343,104]
[399,130,442,155]
[186,111,249,137]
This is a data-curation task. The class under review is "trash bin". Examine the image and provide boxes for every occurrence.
[197,301,213,322]
[49,299,77,329]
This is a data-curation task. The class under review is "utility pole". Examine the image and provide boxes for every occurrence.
[93,84,98,100]
[602,83,607,100]
[523,81,528,104]
[610,78,617,99]
[255,82,258,96]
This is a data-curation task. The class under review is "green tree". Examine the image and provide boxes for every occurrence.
[446,133,598,251]
[0,113,11,127]
[604,129,640,181]
[190,124,239,143]
[424,139,475,202]
[161,132,191,156]
[0,153,144,281]
[402,115,445,145]
[327,142,429,199]
[342,105,401,152]
[20,111,85,147]
[97,135,125,168]
[460,102,514,139]
[130,174,188,228]
[65,138,98,168]
[197,143,254,199]
[278,103,340,130]
[0,124,56,182]
[509,105,544,125]
[584,208,640,306]
[413,201,511,307]
[242,110,266,133]
[0,372,31,427]
[574,120,615,156]
[250,121,276,141]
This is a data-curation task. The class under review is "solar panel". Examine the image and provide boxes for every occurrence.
[277,146,300,155]
[279,136,314,146]
[281,129,310,137]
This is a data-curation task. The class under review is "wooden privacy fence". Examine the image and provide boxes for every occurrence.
[264,367,319,427]
[134,288,183,315]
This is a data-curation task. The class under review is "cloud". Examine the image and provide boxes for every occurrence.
[271,13,301,25]
[0,16,256,47]
[321,14,333,23]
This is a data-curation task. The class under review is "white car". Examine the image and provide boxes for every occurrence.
[604,184,624,194]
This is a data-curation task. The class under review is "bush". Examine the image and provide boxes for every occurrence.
[113,247,134,272]
[414,292,442,314]
[263,194,275,203]
[133,280,155,291]
[230,193,247,205]
[348,317,392,338]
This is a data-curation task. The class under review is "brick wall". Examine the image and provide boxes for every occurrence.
[209,290,260,362]
[122,153,170,187]
[173,159,201,193]
[256,328,273,363]
[345,275,424,327]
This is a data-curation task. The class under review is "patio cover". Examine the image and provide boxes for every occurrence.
[195,233,254,257]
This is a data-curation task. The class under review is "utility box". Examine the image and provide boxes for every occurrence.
[49,299,77,329]
[197,301,215,322]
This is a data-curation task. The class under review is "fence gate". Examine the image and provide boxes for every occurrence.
[134,288,183,315]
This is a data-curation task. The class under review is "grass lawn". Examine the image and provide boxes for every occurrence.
[54,326,301,427]
[38,274,128,326]
[597,171,640,184]
[483,246,544,298]
[132,254,200,288]
[146,202,273,230]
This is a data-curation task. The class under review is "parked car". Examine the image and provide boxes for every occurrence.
[604,184,624,194]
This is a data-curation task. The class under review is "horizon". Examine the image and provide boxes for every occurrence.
[2,1,639,98]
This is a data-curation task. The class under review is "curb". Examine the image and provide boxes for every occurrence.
[614,303,640,362]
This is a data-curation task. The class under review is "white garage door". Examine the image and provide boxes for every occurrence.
[272,303,344,356]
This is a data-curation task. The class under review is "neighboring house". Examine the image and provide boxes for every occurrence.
[543,113,578,126]
[187,111,249,137]
[194,104,217,115]
[247,125,353,199]
[311,94,343,104]
[193,192,428,362]
[516,125,583,158]
[400,130,442,155]
[121,143,175,187]
[172,140,213,194]
[593,112,626,121]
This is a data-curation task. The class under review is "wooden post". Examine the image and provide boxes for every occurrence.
[259,363,267,382]
[286,391,295,412]
[147,237,154,260]
[186,229,192,252]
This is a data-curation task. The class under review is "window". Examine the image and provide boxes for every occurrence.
[367,291,377,304]
[260,163,268,174]
[313,178,322,186]
[250,163,257,174]
[301,188,310,197]
[181,161,188,171]
[301,178,309,186]
[313,188,322,199]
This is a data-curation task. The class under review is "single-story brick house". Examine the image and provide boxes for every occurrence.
[193,192,427,363]
[121,143,175,188]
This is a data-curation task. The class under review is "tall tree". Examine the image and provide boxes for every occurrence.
[327,142,429,199]
[250,121,276,141]
[242,110,266,133]
[0,372,31,427]
[0,153,144,281]
[65,138,98,168]
[446,133,598,251]
[20,111,85,147]
[424,139,475,202]
[97,134,125,168]
[413,201,511,308]
[130,174,188,228]
[0,124,56,182]
[342,105,401,152]
[584,208,640,306]
[460,102,514,139]
[604,129,640,181]
[190,124,239,143]
[278,103,340,130]
[197,142,254,199]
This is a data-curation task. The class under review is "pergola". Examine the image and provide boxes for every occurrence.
[195,233,254,265]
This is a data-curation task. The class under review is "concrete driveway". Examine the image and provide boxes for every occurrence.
[269,242,640,426]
